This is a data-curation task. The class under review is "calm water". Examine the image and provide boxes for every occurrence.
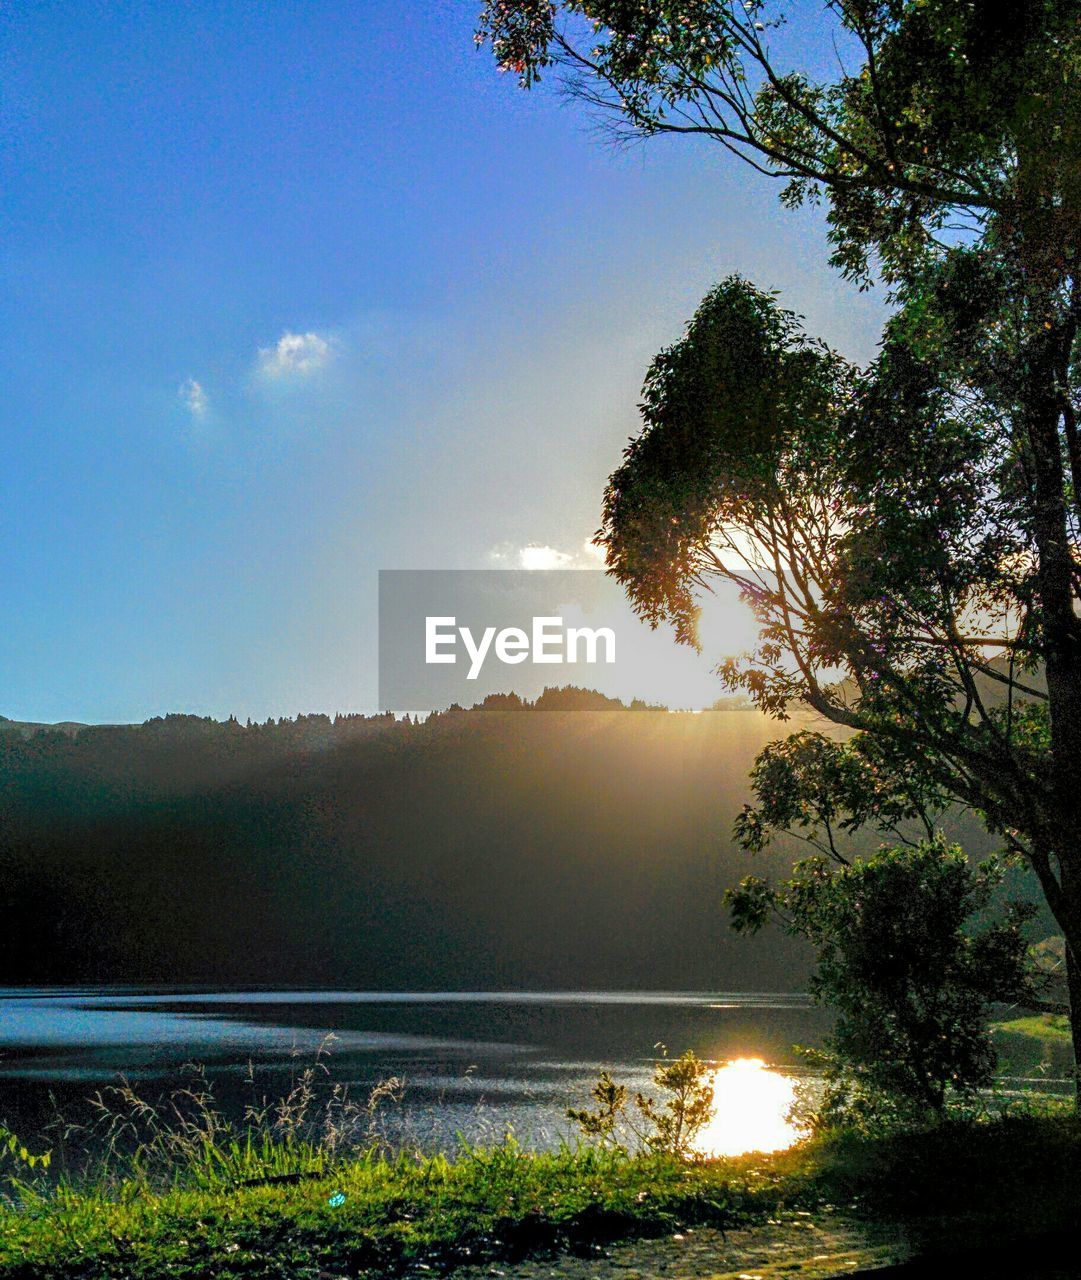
[0,988,826,1149]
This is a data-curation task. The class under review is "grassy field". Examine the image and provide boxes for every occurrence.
[992,1014,1075,1079]
[993,1014,1071,1041]
[2,1113,1080,1280]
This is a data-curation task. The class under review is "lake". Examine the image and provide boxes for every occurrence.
[0,988,827,1152]
[1,988,1068,1161]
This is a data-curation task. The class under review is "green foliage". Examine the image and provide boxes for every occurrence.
[594,268,1058,771]
[479,0,1081,1086]
[734,731,942,860]
[566,1071,626,1146]
[727,840,1037,1120]
[0,1139,770,1280]
[992,1007,1076,1082]
[477,1,1078,285]
[3,1110,1081,1278]
[0,1128,49,1174]
[32,1047,405,1199]
[600,275,846,651]
[633,1051,715,1157]
[568,1050,714,1157]
[1,1041,1079,1276]
[593,257,1081,1078]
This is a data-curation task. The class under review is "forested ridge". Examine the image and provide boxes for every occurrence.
[2,692,826,989]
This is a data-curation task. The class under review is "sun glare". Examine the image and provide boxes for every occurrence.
[695,1058,804,1158]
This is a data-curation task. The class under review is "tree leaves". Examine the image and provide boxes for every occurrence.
[726,840,1038,1118]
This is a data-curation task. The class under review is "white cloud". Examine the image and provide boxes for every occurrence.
[488,540,607,571]
[179,377,208,418]
[518,544,575,570]
[257,331,333,378]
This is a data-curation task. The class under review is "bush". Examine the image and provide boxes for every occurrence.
[728,839,1037,1122]
[568,1050,714,1157]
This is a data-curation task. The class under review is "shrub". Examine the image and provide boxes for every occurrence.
[569,1050,714,1157]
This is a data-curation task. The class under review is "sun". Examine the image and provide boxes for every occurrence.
[695,1057,805,1158]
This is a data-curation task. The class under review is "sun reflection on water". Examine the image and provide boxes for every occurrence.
[696,1057,804,1158]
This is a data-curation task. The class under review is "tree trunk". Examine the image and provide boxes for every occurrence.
[1013,147,1081,1078]
[1057,864,1081,1105]
[1067,940,1081,1105]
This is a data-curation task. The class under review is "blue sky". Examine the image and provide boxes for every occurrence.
[1,2,885,722]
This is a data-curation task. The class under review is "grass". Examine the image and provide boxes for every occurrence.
[2,1113,1081,1279]
[1,1047,1079,1279]
[992,1013,1075,1078]
[992,1013,1071,1041]
[0,1143,798,1279]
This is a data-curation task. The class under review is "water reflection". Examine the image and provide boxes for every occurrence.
[697,1057,804,1158]
[0,989,834,1149]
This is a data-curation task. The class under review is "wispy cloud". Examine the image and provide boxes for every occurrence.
[179,377,208,418]
[257,331,333,378]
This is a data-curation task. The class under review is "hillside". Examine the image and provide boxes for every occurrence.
[0,694,834,989]
[2,690,1027,990]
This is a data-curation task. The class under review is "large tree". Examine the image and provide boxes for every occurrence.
[477,1,1081,1074]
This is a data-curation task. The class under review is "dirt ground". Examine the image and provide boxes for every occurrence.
[447,1214,916,1280]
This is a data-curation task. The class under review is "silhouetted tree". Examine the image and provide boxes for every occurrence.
[479,1,1081,1083]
